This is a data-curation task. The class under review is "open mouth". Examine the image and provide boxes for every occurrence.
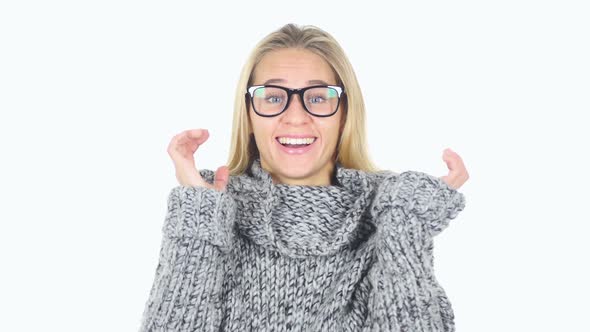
[275,137,318,149]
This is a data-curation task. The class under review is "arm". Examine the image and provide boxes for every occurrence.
[400,170,466,238]
[363,171,466,329]
[138,183,237,331]
[370,170,466,240]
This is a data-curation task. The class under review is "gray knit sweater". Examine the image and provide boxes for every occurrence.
[139,157,466,331]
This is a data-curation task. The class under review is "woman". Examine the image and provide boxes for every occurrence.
[139,23,469,331]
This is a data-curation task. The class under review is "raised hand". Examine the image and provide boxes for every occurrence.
[438,148,469,190]
[166,128,230,191]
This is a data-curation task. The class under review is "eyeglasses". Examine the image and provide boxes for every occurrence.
[245,84,345,117]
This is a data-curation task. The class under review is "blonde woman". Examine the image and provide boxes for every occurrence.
[139,23,469,331]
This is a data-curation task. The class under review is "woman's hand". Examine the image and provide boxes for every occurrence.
[167,129,229,191]
[438,148,469,190]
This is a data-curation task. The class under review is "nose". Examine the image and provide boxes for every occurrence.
[281,94,310,122]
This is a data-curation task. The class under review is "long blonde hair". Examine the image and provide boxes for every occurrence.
[226,23,381,175]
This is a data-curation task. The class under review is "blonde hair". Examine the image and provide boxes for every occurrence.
[226,23,381,175]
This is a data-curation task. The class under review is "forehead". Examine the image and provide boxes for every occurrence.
[253,48,337,85]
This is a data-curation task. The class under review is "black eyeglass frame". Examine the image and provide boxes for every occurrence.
[245,84,345,118]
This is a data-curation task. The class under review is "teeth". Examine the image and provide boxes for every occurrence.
[278,137,316,145]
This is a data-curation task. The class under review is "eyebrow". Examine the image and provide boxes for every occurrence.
[261,78,333,85]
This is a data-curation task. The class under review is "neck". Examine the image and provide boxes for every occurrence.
[264,160,336,186]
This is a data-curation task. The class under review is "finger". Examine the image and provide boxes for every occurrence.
[177,129,209,148]
[441,148,471,188]
[167,132,186,159]
[440,148,464,188]
[185,129,209,144]
[214,166,229,192]
[168,129,209,160]
[168,130,191,152]
[442,148,465,174]
[451,151,470,182]
[448,149,468,175]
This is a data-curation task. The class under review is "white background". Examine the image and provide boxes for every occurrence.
[1,1,588,331]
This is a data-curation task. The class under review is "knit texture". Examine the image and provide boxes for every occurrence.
[139,157,466,331]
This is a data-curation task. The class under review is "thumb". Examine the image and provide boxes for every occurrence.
[214,165,230,192]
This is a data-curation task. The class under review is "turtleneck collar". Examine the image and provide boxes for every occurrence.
[227,157,379,258]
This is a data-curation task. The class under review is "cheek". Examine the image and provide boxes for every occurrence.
[321,120,343,141]
[250,119,276,144]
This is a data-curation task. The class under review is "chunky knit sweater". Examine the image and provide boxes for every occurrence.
[139,157,466,332]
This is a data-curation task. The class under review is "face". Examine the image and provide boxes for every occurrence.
[248,48,345,186]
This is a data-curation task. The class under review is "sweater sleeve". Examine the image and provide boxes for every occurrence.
[364,171,466,330]
[371,170,466,239]
[138,184,237,332]
[402,170,466,238]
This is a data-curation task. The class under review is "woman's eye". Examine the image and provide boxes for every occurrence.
[309,96,325,104]
[266,96,283,103]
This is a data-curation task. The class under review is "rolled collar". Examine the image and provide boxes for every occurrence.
[225,157,381,258]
